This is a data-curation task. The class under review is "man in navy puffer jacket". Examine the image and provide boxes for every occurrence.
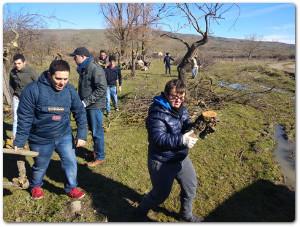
[14,60,87,200]
[138,79,203,222]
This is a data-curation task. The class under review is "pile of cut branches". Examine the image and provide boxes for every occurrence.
[120,95,153,125]
[119,78,224,126]
[186,78,223,120]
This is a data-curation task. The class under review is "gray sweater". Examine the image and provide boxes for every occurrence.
[9,65,38,97]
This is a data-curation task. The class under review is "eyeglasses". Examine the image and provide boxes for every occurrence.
[168,94,185,101]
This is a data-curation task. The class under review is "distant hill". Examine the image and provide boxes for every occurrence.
[40,29,295,59]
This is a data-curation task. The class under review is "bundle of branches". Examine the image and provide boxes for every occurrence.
[120,95,153,125]
[186,77,223,120]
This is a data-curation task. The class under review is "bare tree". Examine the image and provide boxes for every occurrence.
[161,3,238,83]
[100,3,141,57]
[243,34,263,60]
[100,3,164,76]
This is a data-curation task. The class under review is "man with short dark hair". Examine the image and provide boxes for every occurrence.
[14,60,88,200]
[70,47,107,167]
[104,54,122,116]
[163,52,174,75]
[137,79,203,222]
[9,53,38,139]
[98,49,110,68]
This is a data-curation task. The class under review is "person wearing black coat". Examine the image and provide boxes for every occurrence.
[70,47,107,167]
[137,79,203,222]
[163,52,174,75]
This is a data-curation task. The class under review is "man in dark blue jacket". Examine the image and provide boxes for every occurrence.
[70,47,107,167]
[104,54,122,116]
[14,60,88,200]
[137,79,202,222]
[163,52,174,75]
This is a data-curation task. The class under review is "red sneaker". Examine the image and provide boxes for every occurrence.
[68,188,85,199]
[31,187,44,200]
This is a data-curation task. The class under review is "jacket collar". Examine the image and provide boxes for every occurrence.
[77,56,93,74]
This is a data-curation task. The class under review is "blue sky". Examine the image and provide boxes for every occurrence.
[2,1,296,44]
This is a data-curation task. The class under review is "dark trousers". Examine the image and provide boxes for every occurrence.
[165,64,171,74]
[139,156,198,219]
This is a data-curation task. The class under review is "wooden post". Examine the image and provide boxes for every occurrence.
[3,148,39,157]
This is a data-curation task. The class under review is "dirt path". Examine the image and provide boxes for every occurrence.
[267,61,295,74]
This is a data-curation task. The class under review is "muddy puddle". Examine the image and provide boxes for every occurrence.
[274,125,296,190]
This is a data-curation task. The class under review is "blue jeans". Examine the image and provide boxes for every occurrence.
[29,133,78,193]
[139,156,197,219]
[12,95,20,138]
[106,86,118,113]
[86,109,105,160]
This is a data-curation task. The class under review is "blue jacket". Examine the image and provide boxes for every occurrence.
[146,94,192,162]
[163,55,174,66]
[14,72,87,147]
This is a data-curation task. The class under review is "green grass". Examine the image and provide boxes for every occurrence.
[3,59,295,222]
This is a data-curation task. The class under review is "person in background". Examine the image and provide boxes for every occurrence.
[137,79,203,222]
[13,60,87,200]
[163,52,174,75]
[9,53,38,139]
[98,49,110,69]
[191,56,199,79]
[104,54,122,116]
[70,47,107,167]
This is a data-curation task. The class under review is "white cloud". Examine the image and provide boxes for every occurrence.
[270,24,295,31]
[262,34,295,44]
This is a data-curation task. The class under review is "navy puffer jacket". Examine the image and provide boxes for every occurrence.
[146,94,192,163]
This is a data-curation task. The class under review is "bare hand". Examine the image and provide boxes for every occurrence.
[76,139,86,148]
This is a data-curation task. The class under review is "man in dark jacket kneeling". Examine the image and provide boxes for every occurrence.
[137,79,202,222]
[14,60,88,200]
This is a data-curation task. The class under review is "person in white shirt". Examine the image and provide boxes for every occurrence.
[191,56,199,79]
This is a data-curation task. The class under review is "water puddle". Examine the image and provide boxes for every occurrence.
[218,81,289,94]
[274,125,296,189]
[218,81,248,91]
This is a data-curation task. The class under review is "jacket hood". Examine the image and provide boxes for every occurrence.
[152,93,184,116]
[38,71,69,91]
[38,71,51,87]
[153,94,172,111]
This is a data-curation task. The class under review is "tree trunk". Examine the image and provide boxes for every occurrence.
[177,46,197,84]
[131,49,136,77]
[3,66,12,106]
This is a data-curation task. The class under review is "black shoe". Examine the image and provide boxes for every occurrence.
[181,215,204,222]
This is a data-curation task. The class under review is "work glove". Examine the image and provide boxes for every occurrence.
[182,130,198,149]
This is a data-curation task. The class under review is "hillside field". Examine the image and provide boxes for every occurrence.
[3,57,295,222]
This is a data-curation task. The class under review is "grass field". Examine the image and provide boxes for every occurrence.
[3,59,295,222]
